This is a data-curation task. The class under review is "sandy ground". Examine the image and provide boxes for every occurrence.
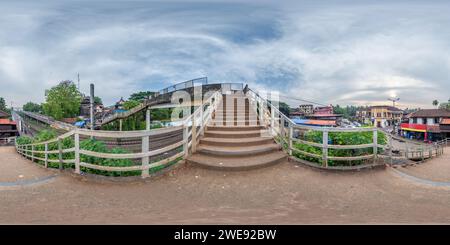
[1,146,450,224]
[395,148,450,182]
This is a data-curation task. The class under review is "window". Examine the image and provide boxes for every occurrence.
[377,113,381,117]
[413,118,417,124]
[435,118,440,124]
[423,118,427,124]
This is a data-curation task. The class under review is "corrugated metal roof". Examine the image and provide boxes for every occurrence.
[0,119,16,125]
[410,109,450,118]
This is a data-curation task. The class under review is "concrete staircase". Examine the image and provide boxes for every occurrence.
[187,93,287,171]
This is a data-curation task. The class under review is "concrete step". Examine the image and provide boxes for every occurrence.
[210,118,259,126]
[197,143,280,157]
[206,125,265,131]
[216,110,256,115]
[204,129,265,138]
[187,151,287,171]
[200,136,274,147]
[215,109,254,113]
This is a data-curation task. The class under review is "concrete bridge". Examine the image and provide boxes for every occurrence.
[2,82,450,224]
[1,143,450,224]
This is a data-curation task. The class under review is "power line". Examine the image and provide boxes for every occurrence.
[278,94,329,107]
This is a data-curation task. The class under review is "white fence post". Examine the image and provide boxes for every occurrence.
[388,134,393,165]
[373,130,378,164]
[270,105,275,135]
[31,145,35,162]
[146,108,151,130]
[44,143,48,168]
[74,133,80,174]
[289,124,293,156]
[141,135,150,178]
[192,113,197,153]
[322,130,328,167]
[58,138,63,170]
[183,124,189,158]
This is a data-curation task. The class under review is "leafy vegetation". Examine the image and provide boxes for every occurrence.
[16,130,179,177]
[129,91,157,102]
[42,80,82,120]
[101,108,172,131]
[438,98,450,110]
[292,130,386,167]
[0,97,11,115]
[23,101,43,113]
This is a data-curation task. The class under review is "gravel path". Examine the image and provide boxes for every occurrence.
[1,146,450,224]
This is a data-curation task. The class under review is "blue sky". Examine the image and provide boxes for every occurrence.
[0,0,449,108]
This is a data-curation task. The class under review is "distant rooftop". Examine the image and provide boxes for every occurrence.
[409,109,450,118]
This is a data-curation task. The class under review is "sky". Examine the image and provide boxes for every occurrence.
[0,0,449,109]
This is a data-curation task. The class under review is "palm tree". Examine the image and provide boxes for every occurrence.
[432,100,439,108]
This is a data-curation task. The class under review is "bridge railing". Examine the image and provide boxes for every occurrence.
[15,91,222,178]
[436,138,449,147]
[246,89,445,168]
[158,77,208,95]
[246,88,396,170]
[0,137,16,146]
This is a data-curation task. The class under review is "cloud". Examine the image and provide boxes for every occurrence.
[0,0,449,110]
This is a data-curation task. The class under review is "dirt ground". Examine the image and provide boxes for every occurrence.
[1,146,450,224]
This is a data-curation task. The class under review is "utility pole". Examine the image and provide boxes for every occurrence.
[77,73,80,91]
[388,97,400,135]
[90,83,95,132]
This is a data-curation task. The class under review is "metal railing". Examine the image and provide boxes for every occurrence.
[246,89,399,169]
[436,138,449,147]
[0,137,16,146]
[158,77,208,95]
[246,88,446,168]
[18,111,75,131]
[15,91,222,178]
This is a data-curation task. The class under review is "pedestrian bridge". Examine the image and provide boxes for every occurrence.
[6,82,448,179]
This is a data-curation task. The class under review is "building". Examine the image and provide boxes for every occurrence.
[0,110,18,138]
[356,105,403,128]
[80,96,103,118]
[306,105,342,126]
[400,109,450,141]
[298,104,313,115]
[290,105,342,127]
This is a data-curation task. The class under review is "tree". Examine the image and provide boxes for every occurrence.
[123,100,140,110]
[0,97,6,111]
[23,102,42,113]
[439,102,450,110]
[42,80,82,120]
[129,91,156,102]
[94,96,103,105]
[279,102,290,116]
[432,100,439,108]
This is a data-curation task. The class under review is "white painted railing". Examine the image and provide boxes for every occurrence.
[0,137,16,146]
[15,91,222,178]
[246,89,396,169]
[246,88,446,168]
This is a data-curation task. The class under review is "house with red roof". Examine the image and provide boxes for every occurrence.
[0,110,19,138]
[400,109,450,141]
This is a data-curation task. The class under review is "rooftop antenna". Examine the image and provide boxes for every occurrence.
[387,97,400,108]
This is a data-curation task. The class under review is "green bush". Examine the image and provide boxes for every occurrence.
[79,138,140,177]
[293,130,387,167]
[16,131,181,177]
[16,136,33,145]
